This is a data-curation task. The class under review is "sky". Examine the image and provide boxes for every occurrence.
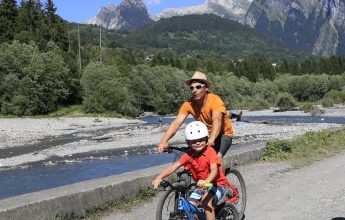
[18,0,207,23]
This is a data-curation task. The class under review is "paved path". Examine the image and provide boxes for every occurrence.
[101,151,345,220]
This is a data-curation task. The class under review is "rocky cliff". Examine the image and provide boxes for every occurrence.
[245,0,345,56]
[156,0,252,23]
[87,0,153,30]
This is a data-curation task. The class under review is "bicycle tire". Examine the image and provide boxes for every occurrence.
[216,202,240,220]
[225,168,247,220]
[156,182,186,220]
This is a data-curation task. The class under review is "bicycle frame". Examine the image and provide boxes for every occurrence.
[224,179,239,203]
[178,196,206,220]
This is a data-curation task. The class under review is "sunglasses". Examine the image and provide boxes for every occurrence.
[187,137,207,146]
[189,84,206,90]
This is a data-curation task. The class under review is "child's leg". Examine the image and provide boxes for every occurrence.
[201,192,215,220]
[203,186,226,220]
[188,189,204,220]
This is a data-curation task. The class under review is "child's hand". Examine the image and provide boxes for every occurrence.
[197,180,207,188]
[152,178,162,189]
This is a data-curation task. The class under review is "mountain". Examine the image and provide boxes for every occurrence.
[107,14,307,61]
[245,0,345,57]
[87,0,153,30]
[87,3,117,28]
[155,0,252,23]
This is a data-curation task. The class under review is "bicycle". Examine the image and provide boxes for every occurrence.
[156,146,243,220]
[157,179,239,220]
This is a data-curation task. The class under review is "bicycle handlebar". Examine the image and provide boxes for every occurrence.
[163,146,190,153]
[204,182,213,188]
[160,180,213,190]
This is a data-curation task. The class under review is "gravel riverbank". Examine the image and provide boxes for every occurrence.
[1,106,345,169]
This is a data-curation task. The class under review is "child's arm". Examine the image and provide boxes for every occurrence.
[152,162,182,189]
[197,163,218,187]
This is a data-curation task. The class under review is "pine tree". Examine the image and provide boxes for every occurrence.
[15,0,44,44]
[44,0,57,28]
[0,0,17,43]
[43,0,68,50]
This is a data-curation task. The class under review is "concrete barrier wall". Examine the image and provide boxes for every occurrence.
[0,143,266,220]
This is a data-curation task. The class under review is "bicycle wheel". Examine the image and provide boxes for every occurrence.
[225,168,246,220]
[156,182,186,220]
[216,203,240,220]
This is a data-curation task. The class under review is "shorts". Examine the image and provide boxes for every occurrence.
[213,134,233,156]
[188,186,225,205]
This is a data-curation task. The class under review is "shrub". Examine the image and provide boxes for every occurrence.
[276,93,296,111]
[322,89,345,104]
[300,103,314,113]
[321,97,334,107]
[263,140,293,161]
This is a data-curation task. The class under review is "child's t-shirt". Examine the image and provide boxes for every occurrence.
[178,146,227,186]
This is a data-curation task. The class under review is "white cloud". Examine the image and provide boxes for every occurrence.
[146,0,160,5]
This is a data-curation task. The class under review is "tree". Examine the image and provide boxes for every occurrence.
[15,0,44,44]
[81,62,139,116]
[44,0,57,27]
[43,0,68,50]
[276,93,296,111]
[0,41,71,115]
[0,0,17,43]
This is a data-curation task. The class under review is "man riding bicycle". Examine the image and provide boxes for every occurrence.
[157,71,234,171]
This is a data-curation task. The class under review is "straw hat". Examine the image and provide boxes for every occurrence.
[185,71,212,88]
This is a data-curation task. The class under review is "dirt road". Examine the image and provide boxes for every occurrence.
[101,151,345,220]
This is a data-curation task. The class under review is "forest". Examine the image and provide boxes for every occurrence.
[1,0,345,117]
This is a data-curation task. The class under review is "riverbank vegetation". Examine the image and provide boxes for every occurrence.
[262,128,345,168]
[55,187,156,220]
[1,1,345,118]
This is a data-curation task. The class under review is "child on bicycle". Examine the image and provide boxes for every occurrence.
[152,121,228,220]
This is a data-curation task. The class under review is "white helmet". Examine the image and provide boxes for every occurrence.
[185,121,209,141]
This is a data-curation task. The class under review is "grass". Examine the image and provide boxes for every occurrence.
[48,105,125,118]
[0,105,125,118]
[54,187,157,220]
[262,128,345,168]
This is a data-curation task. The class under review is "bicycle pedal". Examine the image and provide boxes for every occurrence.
[169,212,187,220]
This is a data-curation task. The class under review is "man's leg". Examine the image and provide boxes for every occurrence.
[215,135,233,172]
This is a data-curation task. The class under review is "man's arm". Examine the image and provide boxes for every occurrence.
[207,111,223,147]
[157,113,187,153]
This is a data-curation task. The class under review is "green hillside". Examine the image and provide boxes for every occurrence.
[102,14,308,61]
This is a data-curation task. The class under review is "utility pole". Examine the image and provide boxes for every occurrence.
[67,27,71,53]
[99,25,102,62]
[77,24,81,70]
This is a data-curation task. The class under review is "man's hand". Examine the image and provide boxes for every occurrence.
[152,178,162,189]
[207,138,215,147]
[157,142,168,153]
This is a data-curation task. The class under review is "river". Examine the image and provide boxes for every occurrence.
[0,115,344,199]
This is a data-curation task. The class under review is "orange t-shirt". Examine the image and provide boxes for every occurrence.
[178,146,227,186]
[179,93,233,136]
